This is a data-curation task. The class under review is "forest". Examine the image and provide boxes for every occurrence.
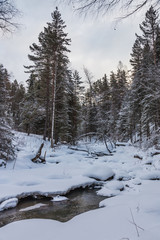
[1,2,160,239]
[1,5,160,161]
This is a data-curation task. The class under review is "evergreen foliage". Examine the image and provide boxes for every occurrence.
[10,80,25,130]
[0,64,15,161]
[79,6,160,148]
[24,7,83,145]
[124,5,160,146]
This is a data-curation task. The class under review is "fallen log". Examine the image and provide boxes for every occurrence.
[151,151,160,157]
[116,143,127,147]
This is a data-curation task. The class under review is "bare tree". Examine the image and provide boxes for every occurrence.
[64,0,160,17]
[0,0,20,33]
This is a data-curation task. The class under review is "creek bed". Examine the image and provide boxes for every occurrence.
[0,188,106,227]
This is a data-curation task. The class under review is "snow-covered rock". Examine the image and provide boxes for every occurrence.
[141,171,160,180]
[105,180,124,191]
[0,198,18,211]
[97,188,119,197]
[84,164,115,181]
[132,178,142,185]
[115,170,132,181]
[97,180,124,197]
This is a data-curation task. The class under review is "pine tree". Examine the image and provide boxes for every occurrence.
[20,73,45,135]
[83,89,98,135]
[54,68,70,144]
[10,80,25,130]
[109,71,119,140]
[68,70,84,144]
[82,68,99,137]
[117,89,133,141]
[155,26,160,63]
[97,74,111,136]
[26,7,71,146]
[116,63,128,109]
[42,8,71,147]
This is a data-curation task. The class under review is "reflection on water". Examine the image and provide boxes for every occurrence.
[0,188,106,227]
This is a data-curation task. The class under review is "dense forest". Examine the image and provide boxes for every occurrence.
[1,6,160,161]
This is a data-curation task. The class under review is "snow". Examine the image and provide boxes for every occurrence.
[0,132,160,239]
[0,198,18,211]
[19,203,46,212]
[84,164,115,181]
[97,180,124,197]
[115,169,132,181]
[52,195,68,202]
[141,170,160,180]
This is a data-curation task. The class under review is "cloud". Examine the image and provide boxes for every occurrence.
[0,0,146,85]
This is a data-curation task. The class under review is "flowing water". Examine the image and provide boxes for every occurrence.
[0,188,106,227]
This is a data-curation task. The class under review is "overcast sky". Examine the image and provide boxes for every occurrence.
[0,0,147,85]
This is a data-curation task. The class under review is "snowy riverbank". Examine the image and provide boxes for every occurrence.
[0,132,160,239]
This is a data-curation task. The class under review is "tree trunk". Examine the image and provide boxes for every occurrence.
[44,77,50,140]
[51,57,58,148]
[43,60,51,141]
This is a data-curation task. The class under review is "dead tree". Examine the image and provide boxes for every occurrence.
[31,143,46,163]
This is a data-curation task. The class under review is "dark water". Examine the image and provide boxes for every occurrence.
[0,188,106,227]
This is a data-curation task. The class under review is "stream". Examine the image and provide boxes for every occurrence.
[0,188,106,227]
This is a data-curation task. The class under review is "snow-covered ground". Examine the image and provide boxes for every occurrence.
[0,131,160,239]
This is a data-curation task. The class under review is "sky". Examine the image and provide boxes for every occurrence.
[0,0,148,85]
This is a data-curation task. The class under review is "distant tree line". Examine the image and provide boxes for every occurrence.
[1,6,160,161]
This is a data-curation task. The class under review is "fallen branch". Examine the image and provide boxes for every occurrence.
[31,143,46,163]
[68,147,113,157]
[91,152,113,157]
[134,154,143,160]
[129,208,144,237]
[68,147,89,153]
[116,143,127,147]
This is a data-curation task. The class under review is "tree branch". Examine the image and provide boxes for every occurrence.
[0,0,20,34]
[63,0,160,18]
